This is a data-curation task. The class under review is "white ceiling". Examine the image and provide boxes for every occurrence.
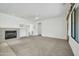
[0,3,70,20]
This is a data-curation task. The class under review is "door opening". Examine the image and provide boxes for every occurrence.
[37,22,42,36]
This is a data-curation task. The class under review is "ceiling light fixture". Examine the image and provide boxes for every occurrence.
[35,16,39,20]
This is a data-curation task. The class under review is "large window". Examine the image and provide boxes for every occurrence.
[71,5,79,43]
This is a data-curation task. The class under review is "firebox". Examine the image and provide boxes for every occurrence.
[5,31,17,39]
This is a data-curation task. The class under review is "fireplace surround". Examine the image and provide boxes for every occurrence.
[5,31,17,39]
[0,28,19,42]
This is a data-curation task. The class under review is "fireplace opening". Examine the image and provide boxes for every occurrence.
[5,31,17,39]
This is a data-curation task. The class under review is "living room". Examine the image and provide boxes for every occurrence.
[0,3,79,56]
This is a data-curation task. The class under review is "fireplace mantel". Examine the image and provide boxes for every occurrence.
[0,26,21,29]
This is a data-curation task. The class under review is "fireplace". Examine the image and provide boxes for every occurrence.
[5,31,17,39]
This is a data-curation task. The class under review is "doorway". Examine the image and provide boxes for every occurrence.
[37,22,42,36]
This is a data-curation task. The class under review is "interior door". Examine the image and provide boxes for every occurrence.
[26,25,30,36]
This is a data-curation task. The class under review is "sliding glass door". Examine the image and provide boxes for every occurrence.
[75,6,79,43]
[71,4,79,43]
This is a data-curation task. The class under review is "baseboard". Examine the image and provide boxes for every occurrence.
[42,35,67,40]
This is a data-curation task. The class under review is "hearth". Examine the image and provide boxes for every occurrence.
[5,31,17,39]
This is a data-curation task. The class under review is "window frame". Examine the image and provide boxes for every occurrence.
[71,6,79,43]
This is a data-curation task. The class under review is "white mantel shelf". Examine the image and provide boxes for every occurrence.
[0,26,21,29]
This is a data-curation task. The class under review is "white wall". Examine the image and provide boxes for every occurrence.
[34,16,67,39]
[0,13,34,37]
[68,14,79,56]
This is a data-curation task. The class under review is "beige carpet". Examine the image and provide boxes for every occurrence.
[0,36,73,56]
